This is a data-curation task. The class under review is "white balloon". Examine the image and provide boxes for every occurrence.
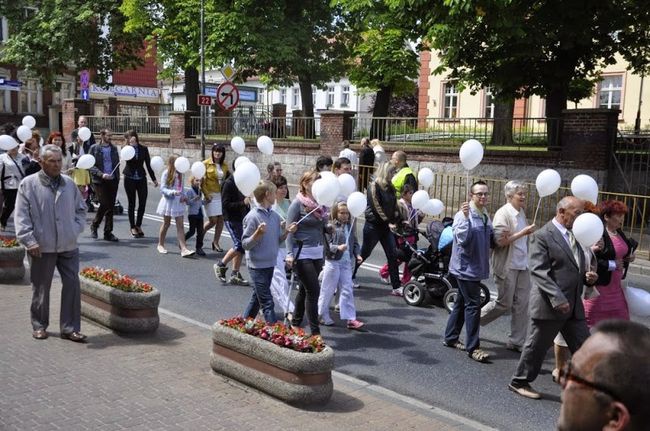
[150,156,164,173]
[22,115,36,129]
[17,125,32,143]
[231,136,246,154]
[422,199,444,216]
[624,286,650,317]
[418,167,434,189]
[257,135,274,155]
[535,169,561,197]
[174,156,190,174]
[234,156,251,169]
[571,174,599,204]
[78,127,92,141]
[39,137,44,147]
[411,190,430,210]
[338,173,356,197]
[459,139,484,170]
[0,135,18,151]
[120,145,136,161]
[572,213,603,248]
[191,161,206,179]
[313,177,340,207]
[319,171,336,181]
[373,144,384,154]
[76,154,96,170]
[347,191,367,218]
[234,162,261,196]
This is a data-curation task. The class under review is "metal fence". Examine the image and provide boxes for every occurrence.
[85,116,170,135]
[351,117,559,150]
[609,130,650,196]
[189,116,321,140]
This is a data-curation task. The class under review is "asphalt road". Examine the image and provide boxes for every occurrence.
[72,184,650,431]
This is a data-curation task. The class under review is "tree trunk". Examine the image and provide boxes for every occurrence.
[370,86,392,141]
[545,87,568,149]
[491,99,514,146]
[185,67,200,113]
[298,78,315,139]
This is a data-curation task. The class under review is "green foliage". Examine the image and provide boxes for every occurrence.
[0,0,147,88]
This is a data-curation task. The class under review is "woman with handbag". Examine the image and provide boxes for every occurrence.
[586,200,636,328]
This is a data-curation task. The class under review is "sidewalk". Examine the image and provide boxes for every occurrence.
[0,280,494,431]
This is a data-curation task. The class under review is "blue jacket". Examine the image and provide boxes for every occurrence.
[449,204,493,281]
[184,186,203,217]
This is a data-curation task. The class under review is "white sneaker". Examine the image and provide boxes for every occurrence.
[157,245,168,254]
[181,249,195,258]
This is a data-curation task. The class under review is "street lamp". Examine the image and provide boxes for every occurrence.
[200,0,206,159]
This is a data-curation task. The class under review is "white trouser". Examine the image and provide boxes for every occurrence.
[480,268,531,347]
[319,258,356,321]
[269,248,294,314]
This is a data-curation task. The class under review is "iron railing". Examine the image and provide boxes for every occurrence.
[85,116,170,135]
[351,117,559,150]
[189,116,321,140]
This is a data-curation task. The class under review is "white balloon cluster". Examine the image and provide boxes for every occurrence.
[312,175,341,207]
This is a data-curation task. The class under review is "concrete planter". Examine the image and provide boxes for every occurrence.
[210,321,334,405]
[79,275,160,333]
[0,246,25,282]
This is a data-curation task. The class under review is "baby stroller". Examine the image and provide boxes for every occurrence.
[402,217,490,312]
[87,183,124,215]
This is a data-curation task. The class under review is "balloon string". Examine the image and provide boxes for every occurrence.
[533,197,542,225]
[109,162,121,177]
[345,217,355,243]
[466,171,470,199]
[296,206,320,225]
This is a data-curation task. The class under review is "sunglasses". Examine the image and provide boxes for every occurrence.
[558,361,623,406]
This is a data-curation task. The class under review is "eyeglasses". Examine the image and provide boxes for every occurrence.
[472,192,490,197]
[558,361,622,404]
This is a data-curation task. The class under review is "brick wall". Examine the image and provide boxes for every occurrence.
[417,51,431,129]
[560,108,619,171]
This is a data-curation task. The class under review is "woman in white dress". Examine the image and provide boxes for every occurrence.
[156,154,195,257]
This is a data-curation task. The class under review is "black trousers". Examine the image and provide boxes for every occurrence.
[92,180,119,235]
[291,258,323,335]
[0,189,17,227]
[185,214,205,249]
[124,177,148,228]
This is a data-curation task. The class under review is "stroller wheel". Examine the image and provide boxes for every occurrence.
[403,281,427,307]
[443,289,458,313]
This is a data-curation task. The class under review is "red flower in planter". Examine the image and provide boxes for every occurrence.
[218,316,326,353]
[0,236,20,248]
[80,267,154,293]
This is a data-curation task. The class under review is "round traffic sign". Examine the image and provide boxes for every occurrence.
[216,81,240,111]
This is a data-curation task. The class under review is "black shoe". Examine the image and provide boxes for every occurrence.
[103,233,119,242]
[90,227,98,239]
[196,248,206,256]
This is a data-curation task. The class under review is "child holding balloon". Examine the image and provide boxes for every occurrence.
[318,201,364,329]
[184,176,206,256]
[156,154,195,257]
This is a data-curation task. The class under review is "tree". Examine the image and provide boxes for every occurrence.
[122,0,352,135]
[388,0,650,145]
[0,1,146,88]
[337,0,419,139]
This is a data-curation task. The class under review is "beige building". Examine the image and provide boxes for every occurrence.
[418,51,649,129]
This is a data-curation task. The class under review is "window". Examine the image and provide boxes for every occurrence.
[279,88,286,105]
[118,105,148,117]
[327,85,335,107]
[18,76,42,114]
[443,82,459,119]
[341,85,350,107]
[312,86,317,106]
[598,75,623,110]
[483,86,495,118]
[52,76,76,106]
[292,87,300,107]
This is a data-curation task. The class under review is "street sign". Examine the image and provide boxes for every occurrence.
[197,94,212,106]
[80,70,90,90]
[220,65,237,81]
[81,89,89,101]
[216,82,239,111]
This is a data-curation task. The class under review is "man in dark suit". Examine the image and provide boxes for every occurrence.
[509,196,598,399]
[88,129,120,242]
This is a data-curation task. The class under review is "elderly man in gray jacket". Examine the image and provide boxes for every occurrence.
[15,145,87,342]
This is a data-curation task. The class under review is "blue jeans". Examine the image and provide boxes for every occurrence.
[444,278,482,353]
[243,267,277,324]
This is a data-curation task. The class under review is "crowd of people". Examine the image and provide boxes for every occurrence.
[2,118,648,429]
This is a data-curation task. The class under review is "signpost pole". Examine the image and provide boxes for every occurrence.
[200,0,206,160]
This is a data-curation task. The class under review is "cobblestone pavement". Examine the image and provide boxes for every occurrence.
[0,282,494,431]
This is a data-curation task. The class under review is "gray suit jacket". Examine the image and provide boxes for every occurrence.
[528,220,586,320]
